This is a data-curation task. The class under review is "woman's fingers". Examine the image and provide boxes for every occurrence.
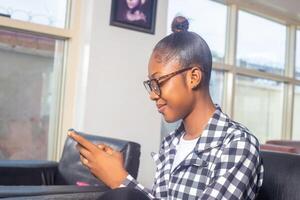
[104,145,114,155]
[97,144,114,155]
[97,144,105,150]
[68,131,97,152]
[76,144,94,160]
[68,130,116,155]
[80,155,92,168]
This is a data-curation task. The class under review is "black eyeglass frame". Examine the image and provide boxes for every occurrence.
[143,67,193,96]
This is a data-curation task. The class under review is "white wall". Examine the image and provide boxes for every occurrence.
[73,0,169,187]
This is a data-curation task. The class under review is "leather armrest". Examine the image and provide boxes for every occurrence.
[0,160,58,185]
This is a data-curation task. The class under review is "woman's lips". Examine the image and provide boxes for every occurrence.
[157,104,167,113]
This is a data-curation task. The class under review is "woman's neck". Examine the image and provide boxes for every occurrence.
[182,92,216,140]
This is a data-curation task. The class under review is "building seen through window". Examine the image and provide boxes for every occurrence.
[0,29,64,159]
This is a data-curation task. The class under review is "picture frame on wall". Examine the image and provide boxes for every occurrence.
[110,0,157,34]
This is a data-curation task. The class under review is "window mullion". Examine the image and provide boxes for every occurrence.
[282,25,296,139]
[223,4,238,118]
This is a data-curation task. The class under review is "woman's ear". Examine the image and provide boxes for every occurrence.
[188,65,202,90]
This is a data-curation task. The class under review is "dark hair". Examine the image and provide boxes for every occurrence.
[153,16,212,88]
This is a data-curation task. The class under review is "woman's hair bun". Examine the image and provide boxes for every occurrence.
[171,16,189,33]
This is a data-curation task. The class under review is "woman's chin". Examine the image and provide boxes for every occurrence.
[163,115,179,123]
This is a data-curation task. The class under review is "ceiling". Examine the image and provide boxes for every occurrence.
[220,0,300,24]
[251,0,300,21]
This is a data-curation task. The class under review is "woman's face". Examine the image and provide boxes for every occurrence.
[147,52,194,123]
[126,0,140,9]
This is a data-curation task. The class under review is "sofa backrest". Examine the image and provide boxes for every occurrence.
[260,144,297,154]
[55,132,141,186]
[266,140,300,153]
[256,150,300,200]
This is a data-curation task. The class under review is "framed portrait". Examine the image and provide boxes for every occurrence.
[110,0,157,34]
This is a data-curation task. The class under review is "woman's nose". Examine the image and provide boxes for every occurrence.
[149,91,159,101]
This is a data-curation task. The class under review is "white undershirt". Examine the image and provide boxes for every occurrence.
[171,134,199,172]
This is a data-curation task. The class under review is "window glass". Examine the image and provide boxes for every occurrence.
[210,69,224,105]
[236,11,286,75]
[0,29,64,159]
[0,0,68,28]
[296,30,300,79]
[234,76,284,143]
[293,85,300,140]
[168,0,227,62]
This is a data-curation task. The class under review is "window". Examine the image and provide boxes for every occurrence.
[168,0,227,62]
[293,85,300,140]
[0,29,64,160]
[0,0,68,28]
[210,70,224,105]
[296,30,300,79]
[236,11,286,75]
[234,76,284,143]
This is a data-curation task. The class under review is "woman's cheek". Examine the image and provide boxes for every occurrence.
[161,86,188,120]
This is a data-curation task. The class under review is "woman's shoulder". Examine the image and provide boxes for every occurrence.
[214,106,260,148]
[224,119,260,148]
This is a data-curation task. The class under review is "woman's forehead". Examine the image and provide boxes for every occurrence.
[148,52,181,77]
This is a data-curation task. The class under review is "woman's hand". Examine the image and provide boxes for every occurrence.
[68,131,128,189]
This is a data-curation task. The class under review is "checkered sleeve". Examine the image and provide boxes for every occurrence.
[120,174,155,199]
[200,138,262,200]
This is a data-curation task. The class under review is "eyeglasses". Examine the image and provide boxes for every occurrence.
[143,67,193,97]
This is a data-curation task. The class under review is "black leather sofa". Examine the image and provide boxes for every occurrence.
[0,132,141,199]
[1,136,300,200]
[256,150,300,200]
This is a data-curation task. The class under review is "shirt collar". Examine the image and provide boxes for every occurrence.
[172,104,229,153]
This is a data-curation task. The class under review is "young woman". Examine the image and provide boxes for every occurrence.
[69,16,263,200]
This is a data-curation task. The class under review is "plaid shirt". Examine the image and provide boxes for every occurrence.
[122,106,264,200]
